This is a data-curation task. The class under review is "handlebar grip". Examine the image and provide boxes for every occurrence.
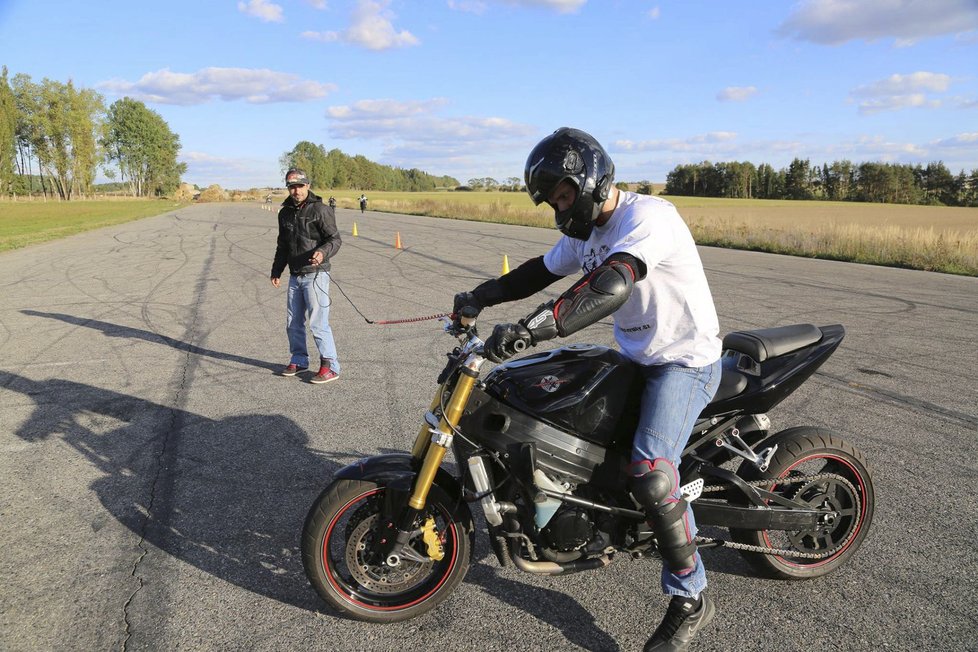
[512,339,527,352]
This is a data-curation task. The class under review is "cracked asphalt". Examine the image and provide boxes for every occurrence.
[1,202,976,651]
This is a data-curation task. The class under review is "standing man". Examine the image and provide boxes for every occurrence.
[358,194,367,213]
[453,128,722,651]
[271,168,342,384]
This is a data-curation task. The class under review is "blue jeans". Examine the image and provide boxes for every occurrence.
[286,273,340,372]
[632,359,721,598]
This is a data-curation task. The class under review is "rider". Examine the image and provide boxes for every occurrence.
[453,127,722,651]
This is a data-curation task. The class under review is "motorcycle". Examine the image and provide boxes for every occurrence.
[301,312,874,622]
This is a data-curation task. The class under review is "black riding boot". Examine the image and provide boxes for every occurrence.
[644,594,716,651]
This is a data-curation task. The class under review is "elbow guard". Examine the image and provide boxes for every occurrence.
[517,259,636,344]
[554,260,636,337]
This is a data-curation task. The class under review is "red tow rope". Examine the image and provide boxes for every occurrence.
[366,312,451,325]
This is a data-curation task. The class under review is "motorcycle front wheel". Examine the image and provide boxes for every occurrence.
[301,478,473,623]
[730,426,875,580]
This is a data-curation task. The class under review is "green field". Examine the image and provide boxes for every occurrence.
[2,192,976,275]
[326,190,978,275]
[0,199,187,252]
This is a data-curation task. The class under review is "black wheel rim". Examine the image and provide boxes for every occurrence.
[321,488,460,612]
[762,454,868,568]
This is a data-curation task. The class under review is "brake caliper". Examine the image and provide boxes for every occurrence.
[421,516,445,561]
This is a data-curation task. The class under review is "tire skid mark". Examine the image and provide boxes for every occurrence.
[707,264,978,317]
[122,232,216,650]
[816,370,978,429]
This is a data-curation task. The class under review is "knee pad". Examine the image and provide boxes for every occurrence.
[629,459,697,574]
[628,458,679,508]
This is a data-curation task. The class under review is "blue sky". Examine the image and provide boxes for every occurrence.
[2,0,977,189]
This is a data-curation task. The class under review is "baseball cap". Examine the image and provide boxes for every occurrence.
[285,168,310,187]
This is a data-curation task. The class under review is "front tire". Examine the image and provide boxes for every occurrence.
[730,426,874,580]
[302,478,473,622]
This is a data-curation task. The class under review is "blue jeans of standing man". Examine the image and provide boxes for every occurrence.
[631,359,721,598]
[287,273,340,373]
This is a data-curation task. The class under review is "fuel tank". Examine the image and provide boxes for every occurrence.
[483,344,642,445]
[457,344,641,484]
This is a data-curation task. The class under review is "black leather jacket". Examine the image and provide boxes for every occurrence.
[271,191,342,277]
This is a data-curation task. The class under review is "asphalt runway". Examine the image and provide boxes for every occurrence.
[1,202,976,651]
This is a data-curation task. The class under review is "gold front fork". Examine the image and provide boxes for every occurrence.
[410,391,442,460]
[408,372,477,510]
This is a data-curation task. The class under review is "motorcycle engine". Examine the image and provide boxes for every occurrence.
[540,505,595,552]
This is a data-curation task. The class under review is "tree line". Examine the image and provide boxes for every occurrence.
[281,141,459,192]
[663,158,978,207]
[0,67,186,200]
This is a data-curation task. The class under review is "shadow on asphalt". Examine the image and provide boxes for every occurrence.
[21,310,281,372]
[4,371,632,650]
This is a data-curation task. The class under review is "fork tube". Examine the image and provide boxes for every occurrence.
[408,372,477,510]
[411,390,443,461]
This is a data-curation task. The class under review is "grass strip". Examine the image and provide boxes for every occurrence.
[0,200,186,252]
[335,193,978,277]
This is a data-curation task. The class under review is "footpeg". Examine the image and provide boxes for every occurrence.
[680,478,704,501]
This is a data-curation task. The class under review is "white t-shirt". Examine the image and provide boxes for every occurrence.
[543,191,722,367]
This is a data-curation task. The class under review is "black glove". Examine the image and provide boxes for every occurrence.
[484,323,532,363]
[453,291,483,319]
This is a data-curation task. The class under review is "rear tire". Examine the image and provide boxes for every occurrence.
[302,478,473,622]
[730,426,874,580]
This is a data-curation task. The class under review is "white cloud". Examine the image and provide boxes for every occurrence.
[830,133,976,170]
[99,68,337,105]
[324,97,536,178]
[856,94,940,115]
[180,151,277,188]
[504,0,586,12]
[829,135,928,161]
[614,132,739,153]
[929,132,978,149]
[447,0,488,13]
[717,86,758,102]
[448,0,586,13]
[327,98,449,119]
[647,6,661,20]
[777,0,978,45]
[851,72,951,95]
[303,0,418,50]
[237,0,284,23]
[607,129,977,180]
[850,72,951,114]
[306,0,328,8]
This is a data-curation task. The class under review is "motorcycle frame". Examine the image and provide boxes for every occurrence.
[393,321,842,566]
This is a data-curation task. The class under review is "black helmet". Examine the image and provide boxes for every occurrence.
[524,127,615,240]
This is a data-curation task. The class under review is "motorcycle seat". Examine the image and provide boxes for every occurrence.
[722,324,822,363]
[713,367,749,402]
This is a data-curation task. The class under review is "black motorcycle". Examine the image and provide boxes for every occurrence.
[301,315,874,622]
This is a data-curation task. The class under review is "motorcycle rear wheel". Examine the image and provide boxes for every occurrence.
[730,426,874,580]
[301,478,473,622]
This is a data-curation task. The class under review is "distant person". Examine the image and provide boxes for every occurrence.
[358,194,367,213]
[270,168,342,384]
[328,196,336,209]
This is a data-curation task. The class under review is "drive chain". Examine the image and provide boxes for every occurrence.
[696,472,861,560]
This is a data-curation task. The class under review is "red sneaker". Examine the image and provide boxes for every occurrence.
[280,363,308,376]
[310,367,339,384]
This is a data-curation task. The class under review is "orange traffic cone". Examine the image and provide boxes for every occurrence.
[352,222,358,237]
[394,232,402,249]
[502,255,510,274]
